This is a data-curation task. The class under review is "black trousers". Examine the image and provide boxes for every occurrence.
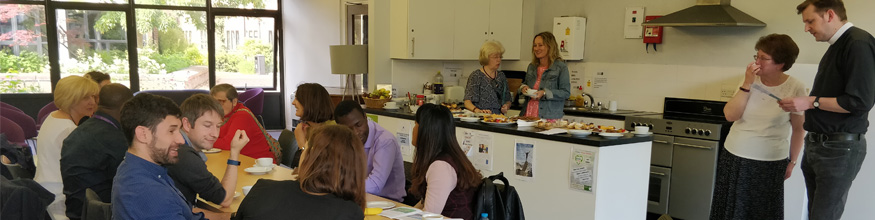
[801,134,867,220]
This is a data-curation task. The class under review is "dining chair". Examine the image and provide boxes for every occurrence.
[277,129,298,168]
[82,188,111,220]
[36,101,58,130]
[1,117,27,146]
[1,108,37,140]
[1,102,25,114]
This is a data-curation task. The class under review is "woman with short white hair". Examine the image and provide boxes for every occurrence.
[463,40,512,114]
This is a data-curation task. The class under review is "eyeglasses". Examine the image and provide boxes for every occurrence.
[753,55,772,62]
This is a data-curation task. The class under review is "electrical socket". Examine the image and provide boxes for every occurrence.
[720,84,735,98]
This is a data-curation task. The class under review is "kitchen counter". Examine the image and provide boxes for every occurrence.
[509,105,661,120]
[364,108,652,147]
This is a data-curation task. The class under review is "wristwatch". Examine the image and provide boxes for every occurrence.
[227,159,241,166]
[813,96,821,109]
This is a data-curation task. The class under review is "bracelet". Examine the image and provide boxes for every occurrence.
[227,159,241,166]
[739,87,750,92]
[790,160,797,165]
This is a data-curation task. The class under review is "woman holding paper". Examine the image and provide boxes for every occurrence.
[711,34,807,220]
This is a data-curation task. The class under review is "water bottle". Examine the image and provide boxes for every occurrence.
[480,213,489,220]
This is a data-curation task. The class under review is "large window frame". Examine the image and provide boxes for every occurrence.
[1,0,283,92]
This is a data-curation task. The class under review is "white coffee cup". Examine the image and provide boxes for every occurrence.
[609,100,618,111]
[635,126,650,134]
[384,102,398,109]
[422,214,443,220]
[525,89,537,97]
[242,185,253,196]
[256,158,273,167]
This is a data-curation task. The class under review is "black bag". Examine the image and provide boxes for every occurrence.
[473,172,525,220]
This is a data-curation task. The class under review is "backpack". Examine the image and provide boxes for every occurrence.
[473,172,525,220]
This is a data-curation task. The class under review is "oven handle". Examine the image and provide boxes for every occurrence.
[674,142,713,150]
[653,140,670,144]
[650,171,666,176]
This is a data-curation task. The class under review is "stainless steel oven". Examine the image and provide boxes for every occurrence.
[627,98,731,220]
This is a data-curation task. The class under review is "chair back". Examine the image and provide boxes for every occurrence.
[1,117,26,145]
[277,129,298,168]
[1,108,37,139]
[37,101,58,129]
[1,102,25,114]
[134,89,210,106]
[82,188,111,220]
[239,88,265,115]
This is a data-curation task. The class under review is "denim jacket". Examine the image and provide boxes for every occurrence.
[518,59,570,119]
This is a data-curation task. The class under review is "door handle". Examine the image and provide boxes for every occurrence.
[653,140,669,144]
[650,171,666,176]
[674,142,713,150]
[411,37,415,57]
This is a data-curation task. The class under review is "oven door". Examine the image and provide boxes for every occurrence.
[668,137,720,220]
[648,166,671,214]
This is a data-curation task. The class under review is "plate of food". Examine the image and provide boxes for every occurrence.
[202,148,222,154]
[568,129,593,137]
[481,114,515,125]
[460,117,480,122]
[366,201,396,209]
[481,120,516,126]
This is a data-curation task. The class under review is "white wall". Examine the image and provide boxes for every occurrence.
[282,0,347,128]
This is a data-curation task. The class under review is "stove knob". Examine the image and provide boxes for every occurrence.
[697,129,704,135]
[648,124,654,130]
[685,128,692,134]
[705,130,712,136]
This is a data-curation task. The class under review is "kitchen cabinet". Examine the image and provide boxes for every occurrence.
[390,0,522,60]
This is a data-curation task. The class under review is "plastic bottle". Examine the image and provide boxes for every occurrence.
[480,213,489,220]
[433,71,444,94]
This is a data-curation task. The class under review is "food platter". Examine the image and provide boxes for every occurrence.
[568,129,593,137]
[481,120,516,126]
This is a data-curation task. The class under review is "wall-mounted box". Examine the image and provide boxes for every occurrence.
[553,17,586,60]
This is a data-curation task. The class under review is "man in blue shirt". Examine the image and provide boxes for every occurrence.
[111,93,213,219]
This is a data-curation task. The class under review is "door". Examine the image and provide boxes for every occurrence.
[452,0,489,59]
[649,166,671,214]
[488,0,522,59]
[668,137,720,220]
[408,0,455,59]
[651,134,673,167]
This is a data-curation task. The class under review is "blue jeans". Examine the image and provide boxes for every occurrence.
[801,133,867,220]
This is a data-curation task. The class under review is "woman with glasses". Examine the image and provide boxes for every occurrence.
[464,40,512,114]
[711,34,807,220]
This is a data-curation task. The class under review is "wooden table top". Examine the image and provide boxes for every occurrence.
[200,150,409,219]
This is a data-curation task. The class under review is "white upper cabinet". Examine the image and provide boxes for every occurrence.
[390,0,522,60]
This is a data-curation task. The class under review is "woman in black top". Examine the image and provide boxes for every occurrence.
[464,41,512,114]
[234,125,366,220]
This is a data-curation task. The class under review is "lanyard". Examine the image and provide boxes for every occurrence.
[92,114,118,129]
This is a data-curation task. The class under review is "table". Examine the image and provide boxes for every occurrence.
[200,150,408,219]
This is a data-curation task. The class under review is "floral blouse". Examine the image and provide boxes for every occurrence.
[463,69,512,113]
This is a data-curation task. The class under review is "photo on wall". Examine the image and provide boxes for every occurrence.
[514,140,535,181]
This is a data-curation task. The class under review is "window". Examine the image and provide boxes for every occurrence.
[1,0,281,94]
[56,9,131,88]
[215,16,276,89]
[135,9,208,90]
[1,4,49,93]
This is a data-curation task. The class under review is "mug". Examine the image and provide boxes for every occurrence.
[635,126,650,134]
[609,100,618,111]
[422,214,443,220]
[256,158,273,167]
[384,102,398,109]
[242,186,253,196]
[525,89,537,97]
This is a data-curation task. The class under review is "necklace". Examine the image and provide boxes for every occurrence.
[482,66,496,79]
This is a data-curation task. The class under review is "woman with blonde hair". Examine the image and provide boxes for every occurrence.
[519,31,571,119]
[234,125,366,220]
[464,40,512,114]
[35,75,99,219]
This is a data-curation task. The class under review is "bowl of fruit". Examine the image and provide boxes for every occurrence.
[362,88,392,109]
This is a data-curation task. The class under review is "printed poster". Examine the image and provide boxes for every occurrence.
[396,121,414,157]
[460,130,493,171]
[570,146,596,193]
[514,140,535,181]
[460,130,475,156]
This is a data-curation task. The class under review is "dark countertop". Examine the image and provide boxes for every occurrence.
[509,105,660,120]
[364,108,653,147]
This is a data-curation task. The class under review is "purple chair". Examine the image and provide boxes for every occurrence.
[1,116,26,145]
[134,89,210,106]
[1,102,25,114]
[0,108,37,139]
[37,101,58,130]
[238,88,264,116]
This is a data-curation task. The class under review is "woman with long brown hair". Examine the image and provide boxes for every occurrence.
[410,104,482,220]
[519,31,570,119]
[291,83,335,167]
[234,125,366,220]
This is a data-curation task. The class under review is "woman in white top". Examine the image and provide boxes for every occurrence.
[35,75,99,220]
[710,34,806,220]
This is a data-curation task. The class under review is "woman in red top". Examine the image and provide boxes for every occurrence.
[211,84,279,162]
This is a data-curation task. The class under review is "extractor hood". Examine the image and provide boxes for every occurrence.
[643,0,766,27]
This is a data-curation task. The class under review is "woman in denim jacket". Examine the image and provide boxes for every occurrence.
[519,32,570,119]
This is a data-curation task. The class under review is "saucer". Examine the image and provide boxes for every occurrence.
[384,106,400,110]
[245,166,272,175]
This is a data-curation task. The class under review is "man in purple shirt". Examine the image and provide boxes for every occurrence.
[335,100,407,202]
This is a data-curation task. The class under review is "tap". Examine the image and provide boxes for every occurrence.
[581,93,595,109]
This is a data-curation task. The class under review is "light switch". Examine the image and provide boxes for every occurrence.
[624,7,645,39]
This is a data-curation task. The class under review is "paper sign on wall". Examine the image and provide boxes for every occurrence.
[570,146,596,193]
[462,131,494,171]
[442,62,462,86]
[514,139,536,181]
[396,121,414,157]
